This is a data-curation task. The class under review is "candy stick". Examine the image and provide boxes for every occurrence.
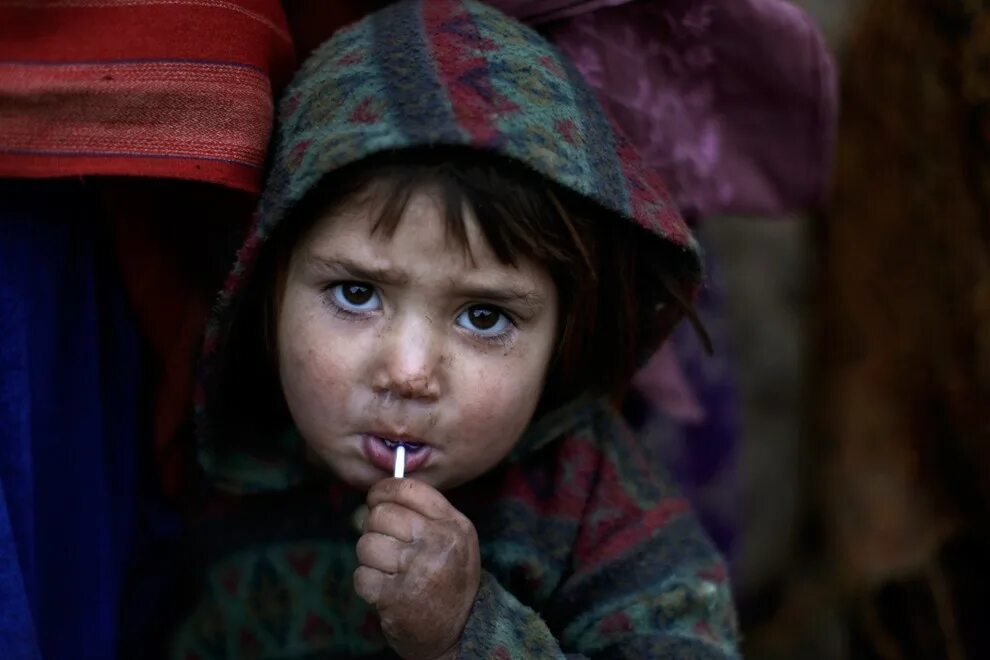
[394,444,406,479]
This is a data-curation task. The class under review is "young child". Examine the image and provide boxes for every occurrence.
[173,1,739,657]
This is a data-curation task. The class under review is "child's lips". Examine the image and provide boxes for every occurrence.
[361,433,433,475]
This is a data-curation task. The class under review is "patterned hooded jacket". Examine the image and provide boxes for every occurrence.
[174,1,739,657]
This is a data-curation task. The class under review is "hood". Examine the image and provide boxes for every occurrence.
[196,0,703,492]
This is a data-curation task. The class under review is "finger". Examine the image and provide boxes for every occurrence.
[356,532,408,574]
[367,477,456,521]
[364,501,424,542]
[353,565,388,606]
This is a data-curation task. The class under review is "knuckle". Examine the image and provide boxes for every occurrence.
[447,515,472,542]
[366,504,390,531]
[398,542,418,572]
[454,514,473,535]
[384,477,405,496]
[398,478,418,496]
[355,534,375,562]
[365,507,380,532]
[353,567,376,603]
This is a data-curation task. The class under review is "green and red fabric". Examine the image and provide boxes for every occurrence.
[173,401,737,658]
[184,1,738,657]
[198,0,703,487]
[261,0,698,250]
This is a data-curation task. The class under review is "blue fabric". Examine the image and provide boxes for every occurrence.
[0,180,143,659]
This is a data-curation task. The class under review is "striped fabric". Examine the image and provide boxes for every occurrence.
[0,0,295,192]
[179,2,738,657]
[259,0,698,255]
[171,402,739,658]
[197,0,704,484]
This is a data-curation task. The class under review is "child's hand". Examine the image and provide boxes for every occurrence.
[355,477,480,660]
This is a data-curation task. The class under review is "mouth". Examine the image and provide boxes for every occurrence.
[379,437,426,452]
[361,433,433,475]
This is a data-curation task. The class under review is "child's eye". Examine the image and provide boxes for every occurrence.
[456,305,512,336]
[329,282,381,312]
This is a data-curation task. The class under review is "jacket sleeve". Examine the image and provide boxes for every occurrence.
[455,409,739,659]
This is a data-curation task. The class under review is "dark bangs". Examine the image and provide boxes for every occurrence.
[290,149,595,278]
[283,148,696,408]
[216,148,697,447]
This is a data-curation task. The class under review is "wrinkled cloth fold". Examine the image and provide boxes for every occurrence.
[492,0,837,216]
[0,0,296,192]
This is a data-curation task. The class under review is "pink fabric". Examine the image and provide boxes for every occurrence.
[486,0,836,419]
[632,342,706,423]
[489,0,836,217]
[543,0,836,217]
[489,0,630,23]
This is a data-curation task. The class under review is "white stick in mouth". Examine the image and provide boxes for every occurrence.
[393,444,406,479]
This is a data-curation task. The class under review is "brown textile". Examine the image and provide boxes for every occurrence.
[819,0,990,585]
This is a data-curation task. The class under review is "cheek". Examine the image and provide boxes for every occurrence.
[281,342,348,407]
[452,351,547,451]
[449,309,557,442]
[277,306,359,428]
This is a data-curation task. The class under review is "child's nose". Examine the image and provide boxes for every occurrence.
[371,315,442,401]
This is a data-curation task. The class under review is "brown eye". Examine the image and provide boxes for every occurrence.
[457,305,511,336]
[331,282,379,311]
[342,283,372,305]
[469,306,498,329]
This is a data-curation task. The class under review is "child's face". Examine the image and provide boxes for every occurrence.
[277,185,559,491]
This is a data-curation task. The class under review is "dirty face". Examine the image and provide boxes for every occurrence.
[277,186,559,491]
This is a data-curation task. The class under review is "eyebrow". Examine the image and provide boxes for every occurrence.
[306,254,545,308]
[306,254,410,285]
[451,283,545,309]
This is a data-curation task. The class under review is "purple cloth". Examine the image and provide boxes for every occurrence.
[544,0,835,216]
[489,0,631,23]
[486,0,836,562]
[491,0,837,216]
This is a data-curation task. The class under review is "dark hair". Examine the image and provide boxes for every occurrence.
[214,148,698,443]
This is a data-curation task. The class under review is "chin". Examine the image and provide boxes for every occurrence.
[330,465,381,492]
[303,448,379,491]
